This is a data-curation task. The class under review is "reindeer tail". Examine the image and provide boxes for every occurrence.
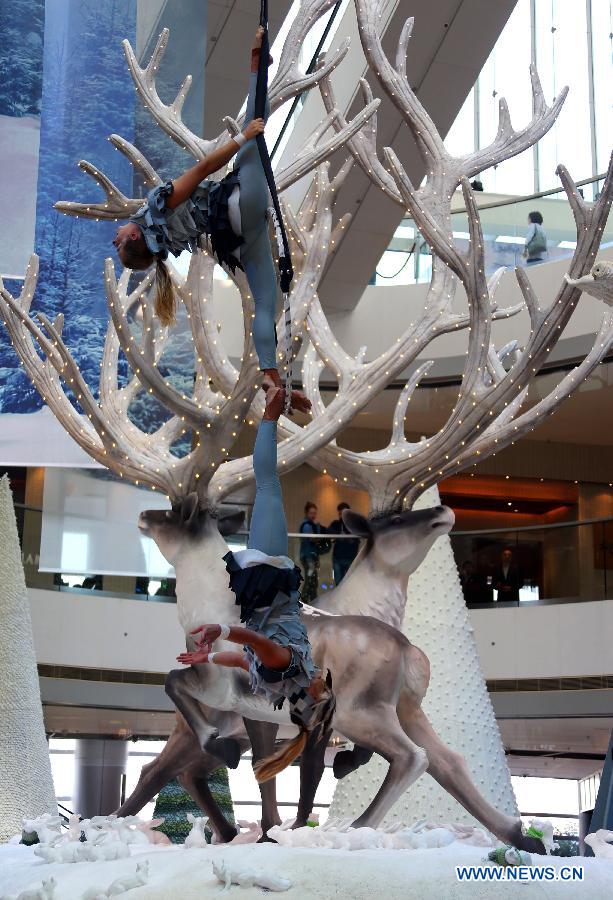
[254,729,308,783]
[254,671,336,784]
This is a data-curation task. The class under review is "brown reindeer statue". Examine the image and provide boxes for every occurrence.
[122,496,545,854]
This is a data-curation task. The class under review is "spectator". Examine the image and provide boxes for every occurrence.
[327,502,360,585]
[299,502,329,603]
[523,211,547,264]
[80,574,102,590]
[494,548,522,602]
[459,560,483,605]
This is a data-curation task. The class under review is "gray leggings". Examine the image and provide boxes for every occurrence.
[247,419,288,557]
[236,73,277,370]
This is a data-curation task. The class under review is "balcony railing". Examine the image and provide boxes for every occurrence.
[374,173,612,286]
[15,502,613,609]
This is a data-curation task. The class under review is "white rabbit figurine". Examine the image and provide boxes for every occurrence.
[106,861,150,896]
[22,815,62,845]
[585,828,613,859]
[212,860,292,893]
[1,878,57,900]
[184,813,208,848]
[33,841,95,864]
[81,862,150,900]
[133,817,171,846]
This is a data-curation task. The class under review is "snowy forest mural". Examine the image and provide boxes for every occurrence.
[0,0,205,461]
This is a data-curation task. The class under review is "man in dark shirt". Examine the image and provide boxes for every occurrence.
[494,548,522,602]
[327,502,360,586]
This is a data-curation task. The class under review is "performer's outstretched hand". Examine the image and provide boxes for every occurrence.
[191,624,222,648]
[177,650,210,666]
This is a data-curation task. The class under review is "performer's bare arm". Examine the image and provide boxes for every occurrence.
[166,119,264,210]
[167,26,268,210]
[179,623,292,671]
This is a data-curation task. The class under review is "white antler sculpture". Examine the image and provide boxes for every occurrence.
[5,1,605,515]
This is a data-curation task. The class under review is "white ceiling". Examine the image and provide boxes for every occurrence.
[324,360,613,448]
[500,717,611,780]
[204,1,291,135]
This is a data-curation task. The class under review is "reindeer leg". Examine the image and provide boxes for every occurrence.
[401,707,546,855]
[178,769,238,844]
[165,667,241,768]
[117,756,174,817]
[335,707,428,829]
[243,718,282,840]
[116,715,194,816]
[293,727,332,829]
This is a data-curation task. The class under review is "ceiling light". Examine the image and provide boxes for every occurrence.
[495,235,526,245]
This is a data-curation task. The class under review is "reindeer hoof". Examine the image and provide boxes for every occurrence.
[204,736,242,769]
[509,822,546,855]
[333,750,357,779]
[333,745,374,779]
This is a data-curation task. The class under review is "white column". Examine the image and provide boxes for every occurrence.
[0,475,56,841]
[329,486,518,827]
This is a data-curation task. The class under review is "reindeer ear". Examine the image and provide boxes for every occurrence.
[217,507,245,537]
[342,509,372,536]
[180,493,200,527]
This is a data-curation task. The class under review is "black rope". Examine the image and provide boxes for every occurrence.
[255,0,293,294]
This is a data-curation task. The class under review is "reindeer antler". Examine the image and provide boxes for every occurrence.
[3,6,608,523]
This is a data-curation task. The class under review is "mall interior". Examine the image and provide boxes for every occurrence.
[1,0,613,879]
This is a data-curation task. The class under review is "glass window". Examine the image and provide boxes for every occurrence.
[444,88,475,158]
[535,0,592,190]
[590,0,613,177]
[477,0,534,194]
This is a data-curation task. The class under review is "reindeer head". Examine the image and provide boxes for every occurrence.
[138,494,245,565]
[343,505,454,573]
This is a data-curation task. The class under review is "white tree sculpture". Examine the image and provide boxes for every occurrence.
[1,0,612,827]
[0,475,56,841]
[329,486,518,825]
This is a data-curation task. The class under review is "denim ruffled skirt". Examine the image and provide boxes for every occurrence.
[129,172,244,273]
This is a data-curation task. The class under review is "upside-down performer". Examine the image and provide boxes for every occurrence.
[177,385,335,781]
[112,27,309,413]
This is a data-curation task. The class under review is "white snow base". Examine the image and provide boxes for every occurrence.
[330,486,517,827]
[1,842,611,899]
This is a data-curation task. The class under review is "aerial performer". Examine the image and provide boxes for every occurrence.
[112,24,309,413]
[177,385,335,780]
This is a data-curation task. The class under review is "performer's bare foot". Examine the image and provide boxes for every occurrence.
[262,368,311,414]
[263,385,285,421]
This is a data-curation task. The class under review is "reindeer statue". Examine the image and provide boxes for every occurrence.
[1,0,612,853]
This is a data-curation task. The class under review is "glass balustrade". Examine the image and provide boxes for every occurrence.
[15,503,613,608]
[374,175,613,286]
